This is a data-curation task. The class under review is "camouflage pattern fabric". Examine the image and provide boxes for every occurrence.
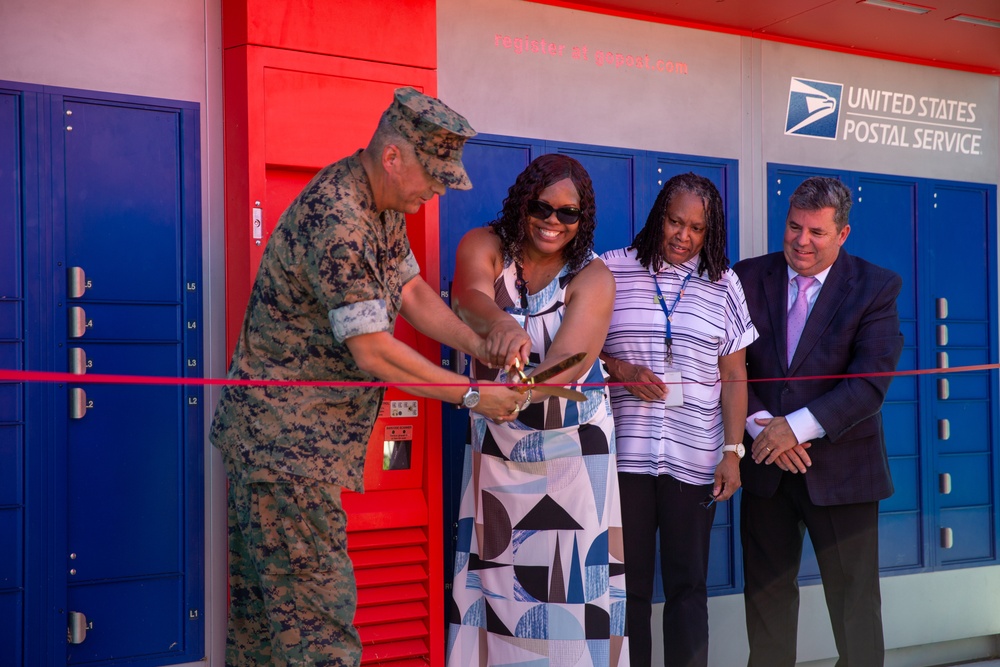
[225,457,360,666]
[210,151,418,491]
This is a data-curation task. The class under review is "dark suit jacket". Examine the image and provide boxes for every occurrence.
[733,250,904,507]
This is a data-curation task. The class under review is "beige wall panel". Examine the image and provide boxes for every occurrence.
[438,0,743,159]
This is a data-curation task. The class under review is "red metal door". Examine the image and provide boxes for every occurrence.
[222,3,444,660]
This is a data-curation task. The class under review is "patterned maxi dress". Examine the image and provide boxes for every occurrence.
[447,258,629,667]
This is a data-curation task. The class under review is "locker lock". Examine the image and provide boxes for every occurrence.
[253,201,263,245]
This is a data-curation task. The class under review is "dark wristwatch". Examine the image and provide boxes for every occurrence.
[460,380,480,409]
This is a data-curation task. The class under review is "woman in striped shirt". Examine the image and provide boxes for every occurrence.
[600,172,757,667]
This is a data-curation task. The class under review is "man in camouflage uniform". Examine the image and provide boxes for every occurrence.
[211,87,525,666]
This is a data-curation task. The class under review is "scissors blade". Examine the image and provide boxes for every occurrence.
[511,352,589,401]
[527,352,588,384]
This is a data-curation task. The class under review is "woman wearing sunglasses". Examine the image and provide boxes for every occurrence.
[600,173,757,667]
[446,153,628,666]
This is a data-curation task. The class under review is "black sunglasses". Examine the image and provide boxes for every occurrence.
[527,199,581,225]
[699,493,718,509]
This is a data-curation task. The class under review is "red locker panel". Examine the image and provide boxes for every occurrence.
[222,45,440,353]
[221,3,445,662]
[222,0,436,69]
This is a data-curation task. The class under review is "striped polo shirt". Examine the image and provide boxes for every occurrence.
[601,248,758,485]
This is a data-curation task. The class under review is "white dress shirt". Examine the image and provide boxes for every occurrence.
[745,264,833,444]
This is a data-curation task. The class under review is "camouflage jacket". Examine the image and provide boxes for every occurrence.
[210,151,420,489]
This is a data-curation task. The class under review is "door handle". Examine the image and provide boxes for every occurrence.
[938,419,950,440]
[68,307,87,338]
[940,527,954,549]
[69,348,88,375]
[70,388,88,419]
[937,378,950,400]
[937,324,948,346]
[939,472,952,494]
[68,611,91,644]
[936,297,948,319]
[67,266,90,298]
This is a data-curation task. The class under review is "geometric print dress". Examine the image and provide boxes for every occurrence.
[447,258,629,667]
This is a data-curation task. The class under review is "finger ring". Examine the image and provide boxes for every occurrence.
[765,446,772,453]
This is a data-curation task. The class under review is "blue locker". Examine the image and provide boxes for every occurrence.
[850,175,925,573]
[55,96,204,666]
[551,144,638,255]
[62,102,183,302]
[2,82,204,667]
[0,87,25,667]
[926,184,997,568]
[766,163,999,580]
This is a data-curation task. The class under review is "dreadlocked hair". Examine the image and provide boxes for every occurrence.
[489,153,597,275]
[630,172,729,282]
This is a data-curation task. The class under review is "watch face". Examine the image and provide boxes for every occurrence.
[737,443,746,458]
[462,388,480,409]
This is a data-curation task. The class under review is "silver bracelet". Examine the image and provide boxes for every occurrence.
[518,388,533,411]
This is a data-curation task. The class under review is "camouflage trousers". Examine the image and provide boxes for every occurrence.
[224,456,361,666]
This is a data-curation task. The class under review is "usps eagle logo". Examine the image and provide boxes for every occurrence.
[784,77,843,140]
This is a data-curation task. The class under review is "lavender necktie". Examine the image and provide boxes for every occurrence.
[787,275,817,364]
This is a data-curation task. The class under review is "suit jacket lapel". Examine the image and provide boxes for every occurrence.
[762,255,791,373]
[788,251,852,374]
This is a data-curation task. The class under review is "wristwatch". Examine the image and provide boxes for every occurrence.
[722,443,746,459]
[460,380,480,409]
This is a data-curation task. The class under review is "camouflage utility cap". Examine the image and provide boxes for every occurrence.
[385,86,476,190]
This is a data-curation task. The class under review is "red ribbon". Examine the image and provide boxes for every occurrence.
[0,363,997,389]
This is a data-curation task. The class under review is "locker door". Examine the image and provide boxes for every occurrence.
[551,144,637,255]
[0,88,25,667]
[439,139,538,286]
[54,98,203,666]
[766,166,927,580]
[925,184,997,567]
[850,176,923,572]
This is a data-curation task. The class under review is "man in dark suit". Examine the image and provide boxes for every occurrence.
[733,176,903,667]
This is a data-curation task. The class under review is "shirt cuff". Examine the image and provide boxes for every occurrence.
[400,251,421,285]
[720,325,759,357]
[746,410,771,439]
[785,407,826,444]
[329,299,391,343]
